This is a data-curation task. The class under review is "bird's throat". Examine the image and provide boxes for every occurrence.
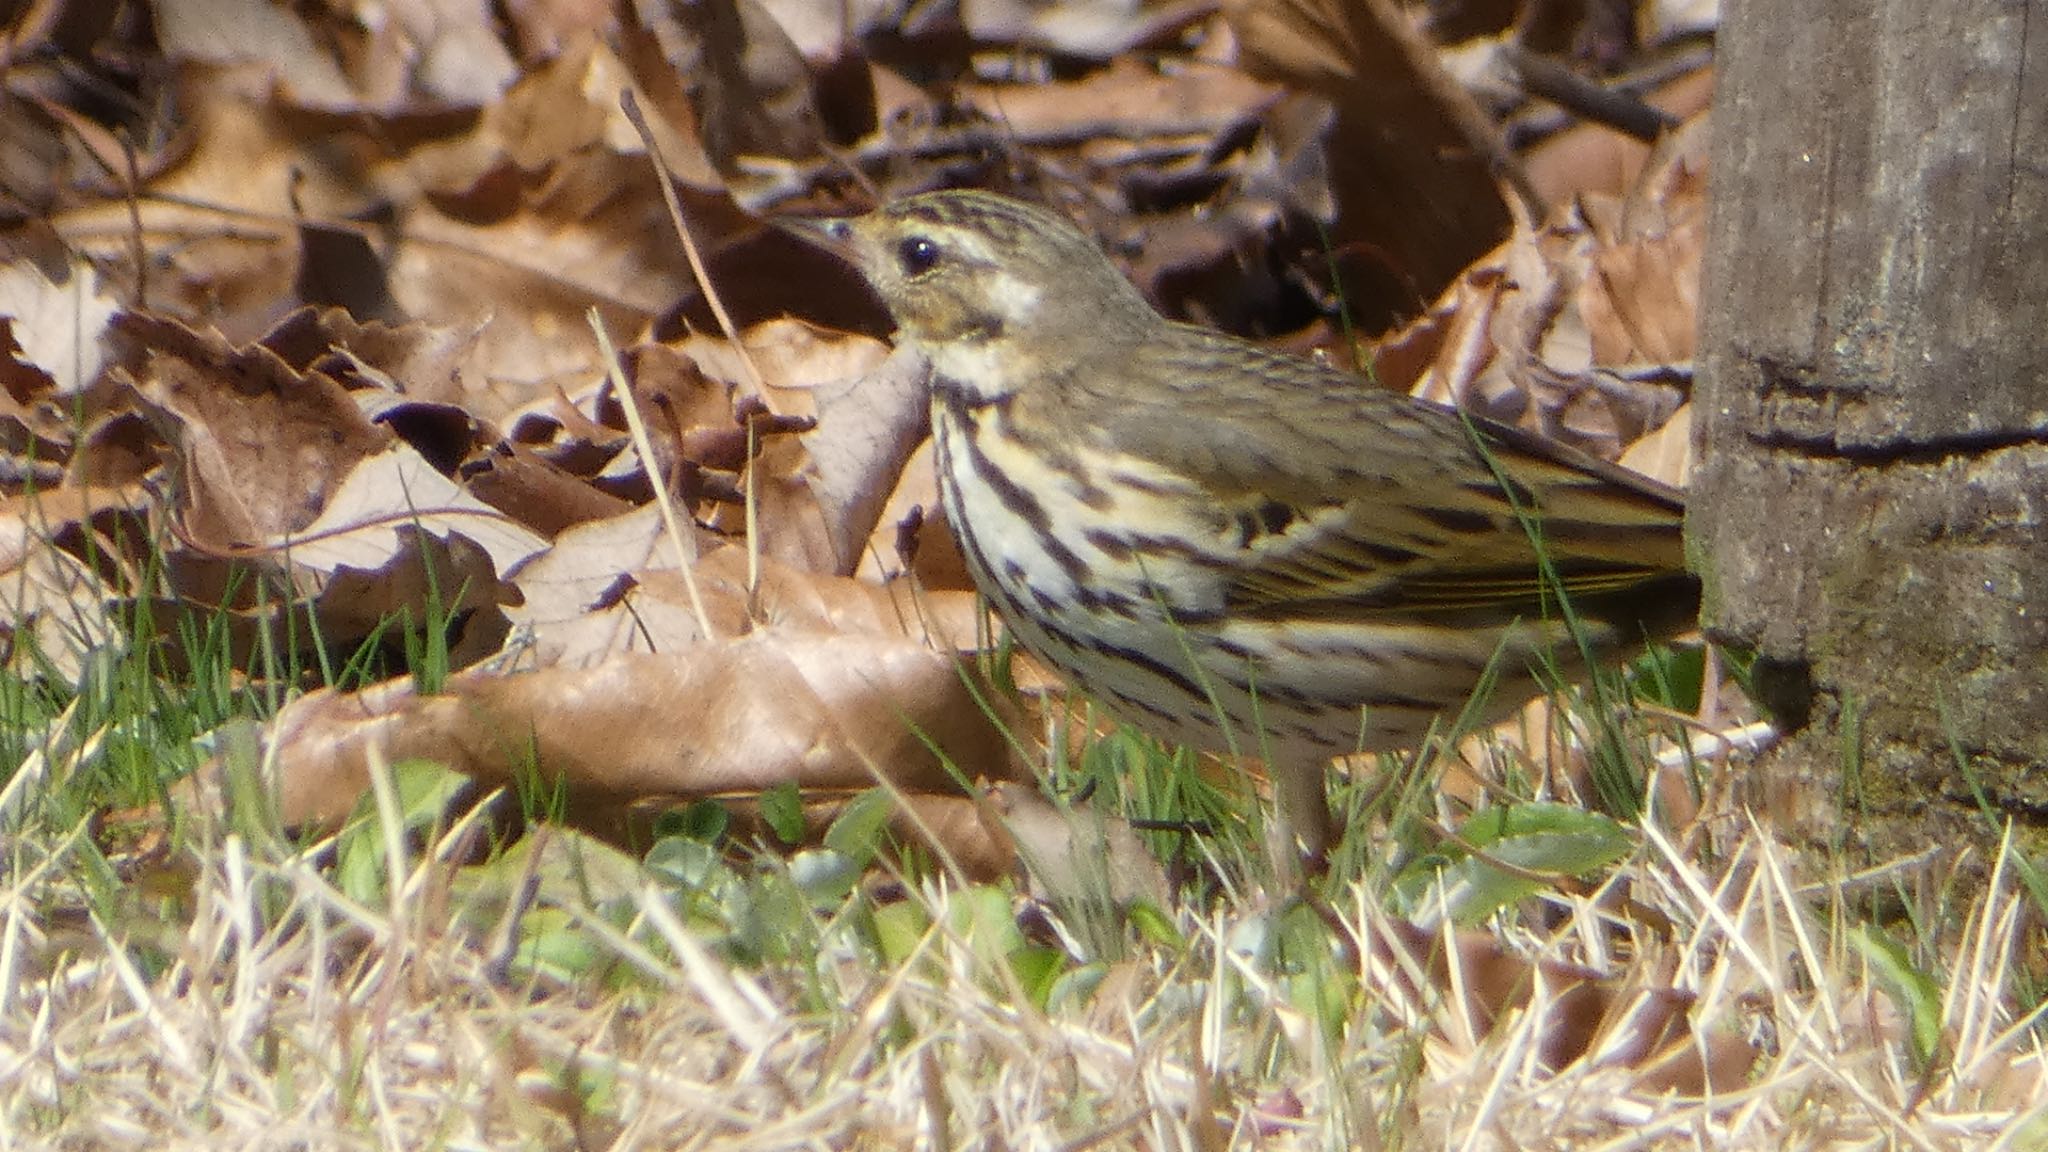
[918,338,1032,409]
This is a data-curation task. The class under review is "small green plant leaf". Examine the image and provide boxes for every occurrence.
[949,886,1024,968]
[1011,945,1068,1009]
[1459,803,1634,867]
[822,788,894,865]
[789,848,861,905]
[1046,961,1109,1012]
[1394,803,1634,924]
[760,782,806,845]
[511,906,604,983]
[2005,1108,2048,1150]
[546,1056,618,1118]
[333,759,470,904]
[1629,643,1706,712]
[645,835,723,890]
[731,871,816,965]
[872,900,929,966]
[655,800,730,844]
[1126,900,1182,952]
[1850,921,1945,1072]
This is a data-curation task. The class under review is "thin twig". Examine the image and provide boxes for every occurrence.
[588,309,718,640]
[615,89,775,411]
[619,87,774,601]
[1504,45,1683,144]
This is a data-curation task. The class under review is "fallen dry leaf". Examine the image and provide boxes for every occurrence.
[251,632,1023,828]
[117,312,394,549]
[719,788,1036,882]
[460,441,639,534]
[0,253,121,397]
[1523,65,1717,208]
[987,780,1171,906]
[628,0,825,177]
[1374,117,1705,471]
[1229,0,1517,330]
[956,57,1279,144]
[153,0,358,109]
[509,513,981,666]
[1368,913,1757,1093]
[1618,402,1692,490]
[0,485,148,681]
[272,443,549,582]
[795,342,927,573]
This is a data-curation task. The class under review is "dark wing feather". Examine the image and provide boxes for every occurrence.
[1099,326,1690,621]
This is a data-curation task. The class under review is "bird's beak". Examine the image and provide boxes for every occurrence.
[776,215,864,268]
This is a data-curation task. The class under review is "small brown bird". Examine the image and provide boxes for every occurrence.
[795,190,1697,869]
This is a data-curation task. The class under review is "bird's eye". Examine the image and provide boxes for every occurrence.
[897,236,942,277]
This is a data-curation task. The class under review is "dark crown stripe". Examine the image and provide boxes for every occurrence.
[888,191,1066,245]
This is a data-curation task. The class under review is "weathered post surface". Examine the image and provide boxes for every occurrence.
[1694,0,2048,860]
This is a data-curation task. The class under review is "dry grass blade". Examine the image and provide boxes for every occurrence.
[4,805,2043,1147]
[590,308,717,639]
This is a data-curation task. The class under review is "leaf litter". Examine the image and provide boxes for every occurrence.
[0,0,2041,1147]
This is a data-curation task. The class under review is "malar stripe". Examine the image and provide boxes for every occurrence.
[932,375,1002,413]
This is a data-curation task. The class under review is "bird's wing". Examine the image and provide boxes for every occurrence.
[1109,328,1688,619]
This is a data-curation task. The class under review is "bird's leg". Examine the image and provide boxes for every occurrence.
[1268,753,1336,881]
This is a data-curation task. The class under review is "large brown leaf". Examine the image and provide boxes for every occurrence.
[254,632,1023,829]
[118,312,393,549]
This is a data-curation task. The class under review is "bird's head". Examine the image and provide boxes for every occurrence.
[789,190,1156,357]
